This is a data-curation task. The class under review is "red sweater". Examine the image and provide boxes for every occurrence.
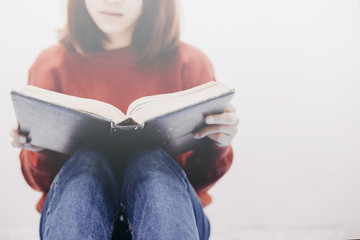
[19,42,233,212]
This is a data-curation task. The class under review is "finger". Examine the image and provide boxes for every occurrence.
[11,140,24,148]
[11,122,19,131]
[9,130,27,143]
[11,140,44,152]
[194,124,238,139]
[225,104,236,113]
[205,112,239,125]
[207,133,232,147]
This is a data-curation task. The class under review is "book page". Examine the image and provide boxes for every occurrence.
[126,81,218,116]
[17,86,126,123]
[126,81,234,124]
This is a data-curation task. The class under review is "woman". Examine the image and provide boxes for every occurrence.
[10,0,239,239]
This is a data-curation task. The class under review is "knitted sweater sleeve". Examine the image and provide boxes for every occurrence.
[19,47,69,212]
[176,44,234,207]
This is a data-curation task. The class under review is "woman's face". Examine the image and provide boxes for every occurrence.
[84,0,143,38]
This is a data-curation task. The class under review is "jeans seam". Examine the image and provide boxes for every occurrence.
[42,178,59,235]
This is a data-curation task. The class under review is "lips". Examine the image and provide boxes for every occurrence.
[100,11,123,17]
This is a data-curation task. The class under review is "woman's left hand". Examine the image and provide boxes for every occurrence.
[193,104,239,147]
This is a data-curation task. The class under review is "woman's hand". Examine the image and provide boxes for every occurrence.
[193,104,239,147]
[10,122,44,152]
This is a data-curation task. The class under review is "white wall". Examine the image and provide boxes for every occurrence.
[1,0,360,239]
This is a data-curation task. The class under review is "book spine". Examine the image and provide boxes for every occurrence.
[109,122,145,152]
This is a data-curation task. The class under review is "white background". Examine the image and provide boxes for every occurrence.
[0,0,360,239]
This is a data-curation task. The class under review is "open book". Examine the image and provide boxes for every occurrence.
[11,81,235,155]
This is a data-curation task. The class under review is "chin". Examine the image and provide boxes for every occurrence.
[100,26,131,36]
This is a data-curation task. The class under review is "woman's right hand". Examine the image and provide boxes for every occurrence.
[10,122,44,152]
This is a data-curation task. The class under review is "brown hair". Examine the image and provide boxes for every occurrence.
[60,0,180,64]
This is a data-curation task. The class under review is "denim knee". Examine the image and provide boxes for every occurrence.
[119,146,202,240]
[120,145,188,202]
[40,146,120,240]
[68,146,109,169]
[63,145,110,172]
[51,145,118,198]
[125,145,186,182]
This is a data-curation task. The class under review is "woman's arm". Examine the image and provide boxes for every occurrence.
[11,120,69,212]
[10,45,70,212]
[19,149,69,211]
[178,43,239,206]
[176,141,234,206]
[176,104,238,206]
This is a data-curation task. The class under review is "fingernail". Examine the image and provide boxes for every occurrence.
[193,133,200,139]
[206,116,214,124]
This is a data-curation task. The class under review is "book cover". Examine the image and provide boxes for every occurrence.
[11,82,235,155]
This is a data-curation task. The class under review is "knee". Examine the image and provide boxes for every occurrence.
[128,145,181,173]
[70,146,109,171]
[120,146,191,210]
[123,145,186,187]
[127,145,167,169]
[56,145,116,187]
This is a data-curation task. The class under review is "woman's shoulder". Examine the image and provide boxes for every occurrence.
[31,43,71,69]
[28,43,74,90]
[177,42,212,64]
[176,42,216,88]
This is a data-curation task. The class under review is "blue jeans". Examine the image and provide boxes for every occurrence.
[40,145,210,240]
